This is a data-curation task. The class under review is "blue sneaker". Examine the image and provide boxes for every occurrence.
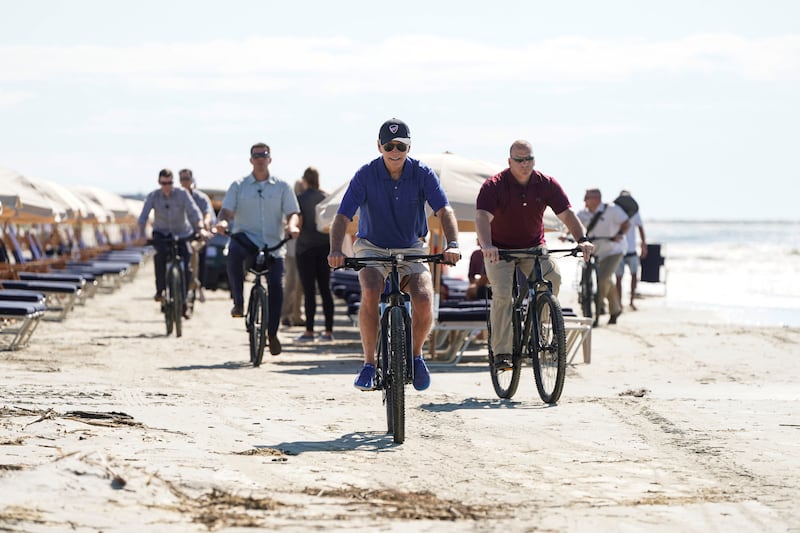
[354,364,376,391]
[413,356,430,391]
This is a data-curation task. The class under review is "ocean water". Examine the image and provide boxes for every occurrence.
[452,221,800,328]
[640,220,800,328]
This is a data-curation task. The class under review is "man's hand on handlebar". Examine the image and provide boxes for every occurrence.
[214,220,229,235]
[328,250,346,269]
[481,245,499,264]
[577,240,594,261]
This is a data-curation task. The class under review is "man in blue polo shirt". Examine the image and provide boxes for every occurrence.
[328,118,462,391]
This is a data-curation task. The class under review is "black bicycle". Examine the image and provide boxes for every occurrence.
[148,234,192,337]
[246,237,292,367]
[488,247,579,404]
[341,253,449,444]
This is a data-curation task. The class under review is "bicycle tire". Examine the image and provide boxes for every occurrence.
[531,292,567,404]
[171,263,184,338]
[163,271,174,336]
[579,260,600,325]
[378,314,392,433]
[248,285,268,367]
[489,305,522,399]
[388,306,406,444]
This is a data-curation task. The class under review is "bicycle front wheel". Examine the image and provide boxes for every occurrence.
[248,285,268,367]
[169,263,184,337]
[489,309,522,399]
[530,292,567,404]
[388,306,407,444]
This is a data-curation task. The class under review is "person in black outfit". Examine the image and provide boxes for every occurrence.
[294,167,335,342]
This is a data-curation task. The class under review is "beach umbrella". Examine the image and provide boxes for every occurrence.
[68,187,114,224]
[0,166,59,223]
[315,152,564,234]
[71,186,132,223]
[26,176,90,224]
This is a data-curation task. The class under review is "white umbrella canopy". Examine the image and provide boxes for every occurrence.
[26,175,90,224]
[72,186,131,222]
[315,152,564,235]
[0,166,59,223]
[69,187,112,224]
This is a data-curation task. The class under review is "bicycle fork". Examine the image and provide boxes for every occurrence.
[378,296,413,388]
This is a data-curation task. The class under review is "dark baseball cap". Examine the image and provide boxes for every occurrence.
[378,118,411,145]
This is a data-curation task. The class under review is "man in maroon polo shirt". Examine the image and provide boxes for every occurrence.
[475,139,593,372]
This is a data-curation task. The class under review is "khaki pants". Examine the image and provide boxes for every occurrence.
[597,253,623,316]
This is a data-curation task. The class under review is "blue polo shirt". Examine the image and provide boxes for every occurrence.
[337,156,449,248]
[221,173,300,256]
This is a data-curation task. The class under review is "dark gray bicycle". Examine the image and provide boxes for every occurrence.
[148,234,193,337]
[246,236,292,367]
[488,247,580,404]
[341,253,449,444]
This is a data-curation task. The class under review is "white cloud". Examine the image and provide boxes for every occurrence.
[1,33,798,94]
[0,90,34,106]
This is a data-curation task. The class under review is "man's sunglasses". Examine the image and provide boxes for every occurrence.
[382,142,408,152]
[511,156,534,163]
[159,181,174,185]
[251,151,270,159]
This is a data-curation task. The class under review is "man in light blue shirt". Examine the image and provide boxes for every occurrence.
[328,118,461,391]
[216,143,300,356]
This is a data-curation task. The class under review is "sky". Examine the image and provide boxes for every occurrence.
[1,0,799,221]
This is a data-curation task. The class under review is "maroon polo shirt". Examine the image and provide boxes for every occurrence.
[476,168,570,248]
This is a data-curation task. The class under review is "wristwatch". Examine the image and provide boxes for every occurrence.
[578,236,590,243]
[447,241,459,249]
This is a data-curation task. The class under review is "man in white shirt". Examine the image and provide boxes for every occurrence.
[615,190,647,310]
[577,188,630,325]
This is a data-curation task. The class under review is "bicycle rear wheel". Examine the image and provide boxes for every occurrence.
[531,292,567,404]
[388,306,406,444]
[248,285,268,367]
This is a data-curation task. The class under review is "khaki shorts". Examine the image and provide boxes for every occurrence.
[352,238,430,278]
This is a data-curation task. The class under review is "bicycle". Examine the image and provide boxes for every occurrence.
[246,236,292,367]
[341,252,449,444]
[148,234,193,337]
[488,247,580,404]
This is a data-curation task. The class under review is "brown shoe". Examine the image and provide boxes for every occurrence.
[231,305,244,318]
[269,336,282,356]
[608,312,621,325]
[182,304,192,320]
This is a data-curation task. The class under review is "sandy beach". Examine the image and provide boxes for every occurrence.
[1,258,799,532]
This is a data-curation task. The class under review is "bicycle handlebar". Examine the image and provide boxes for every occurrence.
[340,253,452,271]
[146,234,199,246]
[258,236,293,254]
[497,247,582,261]
[248,236,293,275]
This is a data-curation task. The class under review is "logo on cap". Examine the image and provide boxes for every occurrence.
[389,124,399,134]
